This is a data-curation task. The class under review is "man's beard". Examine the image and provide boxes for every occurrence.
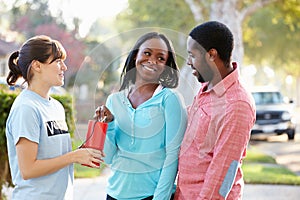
[196,71,206,83]
[194,63,213,83]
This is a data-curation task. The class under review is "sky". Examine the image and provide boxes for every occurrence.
[48,0,128,37]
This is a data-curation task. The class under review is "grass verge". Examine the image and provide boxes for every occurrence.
[72,139,300,185]
[74,163,106,178]
[243,147,300,185]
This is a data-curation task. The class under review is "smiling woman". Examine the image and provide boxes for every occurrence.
[93,32,187,200]
[48,0,128,37]
[5,35,104,200]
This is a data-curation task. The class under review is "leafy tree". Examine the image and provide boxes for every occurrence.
[183,0,282,65]
[7,0,86,87]
[244,2,300,75]
[116,0,196,69]
[117,0,299,66]
[243,1,300,101]
[116,0,195,33]
[184,0,300,103]
[10,0,61,37]
[118,0,300,103]
[88,19,118,42]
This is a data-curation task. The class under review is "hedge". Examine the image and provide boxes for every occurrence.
[0,89,75,198]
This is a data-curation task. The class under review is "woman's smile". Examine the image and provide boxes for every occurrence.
[142,64,157,72]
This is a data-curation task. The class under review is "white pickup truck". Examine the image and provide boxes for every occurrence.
[251,87,296,140]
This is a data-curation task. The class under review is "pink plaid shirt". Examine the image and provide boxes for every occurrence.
[175,65,256,200]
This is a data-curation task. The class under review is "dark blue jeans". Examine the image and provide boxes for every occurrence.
[106,193,175,200]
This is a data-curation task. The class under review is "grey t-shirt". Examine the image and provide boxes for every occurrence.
[6,89,73,200]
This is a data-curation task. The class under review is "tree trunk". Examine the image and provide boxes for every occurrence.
[210,0,244,66]
[178,0,280,103]
[296,77,300,106]
[183,0,204,22]
[183,0,277,67]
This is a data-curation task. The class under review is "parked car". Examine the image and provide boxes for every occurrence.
[251,87,296,140]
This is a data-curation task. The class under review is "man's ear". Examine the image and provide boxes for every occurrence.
[207,49,218,62]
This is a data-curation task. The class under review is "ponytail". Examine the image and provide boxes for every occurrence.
[6,35,67,86]
[7,51,22,86]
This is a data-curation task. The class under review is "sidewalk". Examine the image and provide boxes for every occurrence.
[73,168,300,200]
[3,167,300,200]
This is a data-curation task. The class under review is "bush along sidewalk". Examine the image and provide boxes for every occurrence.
[243,147,300,185]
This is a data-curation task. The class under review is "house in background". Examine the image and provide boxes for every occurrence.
[0,39,19,77]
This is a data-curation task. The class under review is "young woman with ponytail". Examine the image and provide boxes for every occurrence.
[5,35,103,200]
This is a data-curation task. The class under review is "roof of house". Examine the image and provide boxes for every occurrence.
[0,39,19,57]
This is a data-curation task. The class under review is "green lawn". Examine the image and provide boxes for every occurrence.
[74,163,106,178]
[242,147,300,185]
[73,139,300,185]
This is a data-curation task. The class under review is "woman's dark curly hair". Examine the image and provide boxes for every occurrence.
[119,32,179,91]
